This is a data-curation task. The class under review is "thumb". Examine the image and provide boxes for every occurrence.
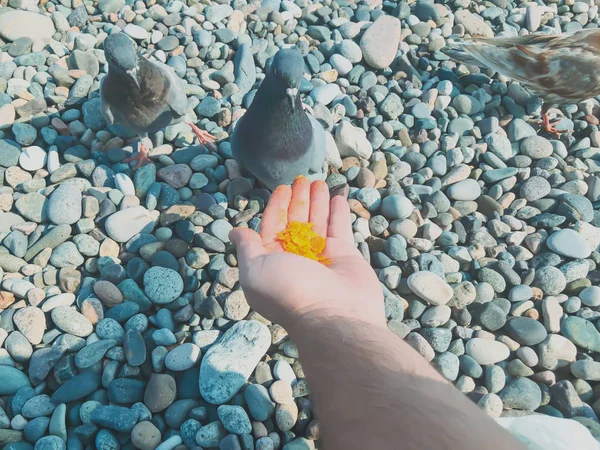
[229,227,265,268]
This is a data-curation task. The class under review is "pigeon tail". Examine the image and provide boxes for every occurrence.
[443,43,489,67]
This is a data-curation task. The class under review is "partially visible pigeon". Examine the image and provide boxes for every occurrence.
[231,48,328,190]
[100,33,215,168]
[444,29,600,135]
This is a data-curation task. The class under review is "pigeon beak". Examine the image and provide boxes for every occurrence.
[126,67,140,89]
[286,87,298,111]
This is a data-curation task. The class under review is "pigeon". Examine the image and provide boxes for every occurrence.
[100,33,216,168]
[231,48,328,190]
[444,29,600,135]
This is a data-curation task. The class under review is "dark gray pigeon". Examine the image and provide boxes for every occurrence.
[100,33,215,168]
[231,48,328,190]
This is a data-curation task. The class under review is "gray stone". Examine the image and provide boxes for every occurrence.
[200,321,271,404]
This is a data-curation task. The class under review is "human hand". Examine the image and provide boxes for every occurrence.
[229,177,385,331]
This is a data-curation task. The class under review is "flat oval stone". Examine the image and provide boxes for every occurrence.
[498,377,541,410]
[91,405,139,433]
[51,372,101,403]
[165,343,201,371]
[75,339,117,369]
[561,316,600,353]
[200,321,271,404]
[580,286,600,307]
[104,206,159,243]
[407,272,453,306]
[124,330,146,366]
[13,307,45,345]
[144,373,176,413]
[446,179,481,201]
[47,184,82,225]
[0,366,31,395]
[51,307,93,337]
[360,16,401,69]
[22,394,55,419]
[465,338,510,365]
[571,360,600,381]
[504,317,548,345]
[546,229,591,259]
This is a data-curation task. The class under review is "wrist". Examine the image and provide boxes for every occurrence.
[283,308,386,344]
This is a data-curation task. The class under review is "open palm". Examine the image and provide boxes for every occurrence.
[230,177,385,330]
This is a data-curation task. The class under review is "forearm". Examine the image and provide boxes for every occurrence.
[288,317,524,450]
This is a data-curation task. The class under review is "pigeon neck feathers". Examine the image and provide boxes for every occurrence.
[237,73,313,160]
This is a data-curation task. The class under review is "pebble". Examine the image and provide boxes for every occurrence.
[143,266,184,304]
[580,286,600,307]
[407,272,453,305]
[465,338,510,365]
[499,377,542,410]
[165,343,201,371]
[360,16,401,69]
[546,229,591,259]
[200,321,271,404]
[104,206,159,243]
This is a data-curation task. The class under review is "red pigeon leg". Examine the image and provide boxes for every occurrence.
[542,112,562,137]
[188,122,217,151]
[124,141,152,170]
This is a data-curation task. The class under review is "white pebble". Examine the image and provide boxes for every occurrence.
[115,173,135,196]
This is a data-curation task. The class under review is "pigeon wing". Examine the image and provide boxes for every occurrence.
[445,30,600,103]
[307,114,327,176]
[99,76,116,125]
[153,60,189,119]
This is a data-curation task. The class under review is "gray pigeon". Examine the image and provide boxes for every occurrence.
[100,33,215,168]
[231,48,327,190]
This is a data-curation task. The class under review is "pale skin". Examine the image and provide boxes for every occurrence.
[230,178,525,450]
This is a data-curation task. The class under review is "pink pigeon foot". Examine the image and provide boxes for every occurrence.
[124,141,152,170]
[188,122,217,151]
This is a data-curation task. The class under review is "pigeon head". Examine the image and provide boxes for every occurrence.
[104,33,140,88]
[270,48,305,110]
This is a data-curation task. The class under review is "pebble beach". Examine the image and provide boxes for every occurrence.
[1,0,600,448]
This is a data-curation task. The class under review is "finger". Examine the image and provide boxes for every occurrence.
[328,195,354,244]
[309,180,330,236]
[260,185,292,244]
[288,176,311,223]
[229,228,266,266]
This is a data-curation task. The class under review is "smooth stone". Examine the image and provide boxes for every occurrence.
[407,272,453,306]
[245,384,275,421]
[360,16,401,69]
[571,360,600,381]
[13,307,45,345]
[0,366,31,395]
[165,343,201,371]
[91,405,139,433]
[505,317,548,345]
[19,146,46,171]
[51,307,93,337]
[580,286,600,307]
[144,374,176,413]
[446,179,481,201]
[217,405,252,435]
[546,229,591,259]
[465,338,510,365]
[538,334,577,370]
[499,377,542,410]
[561,316,600,352]
[51,372,101,403]
[381,194,413,220]
[104,206,159,243]
[0,11,55,41]
[143,267,184,304]
[200,321,271,404]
